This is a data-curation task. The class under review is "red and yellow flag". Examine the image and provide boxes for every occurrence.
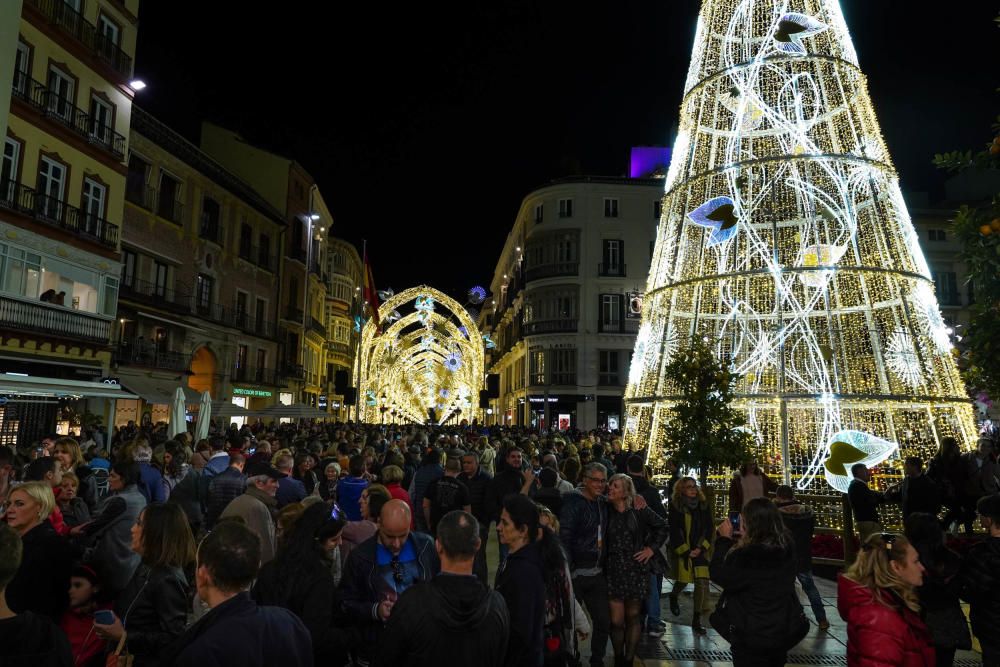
[362,247,380,332]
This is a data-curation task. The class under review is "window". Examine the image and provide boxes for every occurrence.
[0,246,41,298]
[602,239,624,275]
[556,237,576,263]
[551,348,577,385]
[534,203,544,223]
[196,274,213,311]
[157,173,180,222]
[928,229,947,242]
[239,222,253,259]
[102,276,118,317]
[126,154,150,206]
[235,291,248,326]
[599,350,620,386]
[81,178,106,233]
[530,349,546,385]
[13,41,29,96]
[933,272,959,306]
[654,200,662,219]
[97,14,120,46]
[255,297,267,332]
[604,198,619,218]
[558,198,573,218]
[153,261,167,297]
[200,197,220,242]
[2,139,20,201]
[600,294,623,332]
[37,157,67,220]
[89,95,113,145]
[288,276,299,312]
[121,250,136,288]
[46,66,75,120]
[259,233,271,267]
[256,347,267,370]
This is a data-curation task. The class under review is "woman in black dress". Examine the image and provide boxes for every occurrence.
[606,473,668,667]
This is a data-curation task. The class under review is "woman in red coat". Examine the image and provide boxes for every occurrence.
[838,532,936,667]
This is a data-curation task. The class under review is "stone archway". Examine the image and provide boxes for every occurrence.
[359,286,484,424]
[188,345,217,398]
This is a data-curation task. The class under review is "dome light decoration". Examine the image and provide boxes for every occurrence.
[623,0,976,516]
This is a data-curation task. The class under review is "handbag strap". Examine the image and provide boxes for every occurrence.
[112,632,128,657]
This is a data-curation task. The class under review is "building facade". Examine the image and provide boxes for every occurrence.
[325,236,362,420]
[199,122,329,408]
[0,0,140,444]
[480,176,663,431]
[111,107,286,427]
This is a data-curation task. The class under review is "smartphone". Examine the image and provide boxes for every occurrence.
[94,609,115,625]
[729,512,741,533]
[248,447,256,455]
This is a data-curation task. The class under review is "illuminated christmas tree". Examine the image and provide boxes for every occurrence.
[624,0,977,510]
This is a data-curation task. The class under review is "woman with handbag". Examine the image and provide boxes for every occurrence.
[667,476,714,635]
[605,474,668,667]
[93,503,195,666]
[838,532,934,666]
[709,497,807,667]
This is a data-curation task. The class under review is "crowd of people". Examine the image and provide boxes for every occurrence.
[0,419,998,667]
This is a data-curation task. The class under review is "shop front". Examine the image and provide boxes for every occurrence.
[114,373,200,429]
[231,385,275,428]
[524,394,581,431]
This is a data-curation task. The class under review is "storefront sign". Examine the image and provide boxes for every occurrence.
[528,396,559,403]
[233,387,272,398]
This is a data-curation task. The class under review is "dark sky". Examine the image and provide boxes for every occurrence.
[134,1,997,295]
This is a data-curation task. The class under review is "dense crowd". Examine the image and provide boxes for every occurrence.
[0,420,998,667]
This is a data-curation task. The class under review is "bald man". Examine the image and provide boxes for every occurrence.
[340,499,440,663]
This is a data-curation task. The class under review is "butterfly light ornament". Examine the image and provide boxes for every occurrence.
[773,13,828,56]
[689,197,740,246]
[822,430,899,493]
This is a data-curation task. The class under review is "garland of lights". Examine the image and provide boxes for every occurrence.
[624,0,976,522]
[359,286,485,425]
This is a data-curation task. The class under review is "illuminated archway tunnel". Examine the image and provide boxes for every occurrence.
[359,286,485,424]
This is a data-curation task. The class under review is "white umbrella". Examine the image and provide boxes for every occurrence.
[194,391,212,442]
[168,386,187,438]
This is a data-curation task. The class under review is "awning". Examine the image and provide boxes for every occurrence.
[254,402,331,419]
[0,374,139,400]
[119,376,200,405]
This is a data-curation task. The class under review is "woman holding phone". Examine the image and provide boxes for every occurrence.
[93,503,194,665]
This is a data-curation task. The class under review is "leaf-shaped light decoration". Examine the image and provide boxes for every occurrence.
[353,315,364,332]
[444,352,463,372]
[885,332,922,388]
[773,13,828,56]
[822,430,899,493]
[365,389,378,406]
[483,334,496,349]
[799,244,848,288]
[377,288,395,301]
[414,296,435,312]
[458,326,471,340]
[385,310,402,323]
[688,196,740,246]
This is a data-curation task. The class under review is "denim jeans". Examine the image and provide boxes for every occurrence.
[573,573,611,666]
[645,572,663,626]
[796,571,827,623]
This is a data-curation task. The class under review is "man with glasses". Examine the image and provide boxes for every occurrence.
[341,499,439,665]
[559,462,611,667]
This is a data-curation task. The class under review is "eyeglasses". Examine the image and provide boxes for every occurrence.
[586,476,607,484]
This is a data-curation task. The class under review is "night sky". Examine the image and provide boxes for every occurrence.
[134,1,997,295]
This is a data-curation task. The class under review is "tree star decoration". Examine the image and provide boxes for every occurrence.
[444,353,463,372]
[688,196,740,246]
[773,13,828,56]
[822,430,898,493]
[885,333,923,388]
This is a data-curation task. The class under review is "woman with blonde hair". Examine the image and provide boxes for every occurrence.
[838,533,934,666]
[667,476,714,634]
[3,481,74,619]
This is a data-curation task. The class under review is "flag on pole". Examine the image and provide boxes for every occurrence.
[362,244,380,333]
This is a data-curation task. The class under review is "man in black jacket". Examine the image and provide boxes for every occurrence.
[460,451,493,584]
[774,485,829,630]
[375,511,509,667]
[960,493,1000,666]
[162,521,313,667]
[627,455,669,637]
[485,448,526,561]
[847,463,884,543]
[884,456,941,520]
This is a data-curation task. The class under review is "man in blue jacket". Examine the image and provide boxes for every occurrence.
[161,521,313,667]
[340,499,439,664]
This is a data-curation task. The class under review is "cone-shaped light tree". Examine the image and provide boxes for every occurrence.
[624,0,977,504]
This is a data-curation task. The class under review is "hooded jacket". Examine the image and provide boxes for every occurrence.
[837,575,935,667]
[374,573,509,667]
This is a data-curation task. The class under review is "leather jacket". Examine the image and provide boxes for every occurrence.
[115,563,190,665]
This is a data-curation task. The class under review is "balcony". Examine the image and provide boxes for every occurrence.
[25,0,133,79]
[284,306,304,323]
[597,318,640,334]
[199,214,221,244]
[523,319,578,335]
[308,316,327,338]
[119,278,191,315]
[114,339,188,372]
[525,262,579,282]
[0,180,118,249]
[12,72,127,159]
[287,244,307,263]
[232,365,280,386]
[598,263,627,277]
[232,311,275,339]
[0,294,111,344]
[279,362,306,381]
[327,341,351,357]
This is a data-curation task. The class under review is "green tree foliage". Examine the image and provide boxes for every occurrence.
[660,336,756,487]
[933,112,1000,401]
